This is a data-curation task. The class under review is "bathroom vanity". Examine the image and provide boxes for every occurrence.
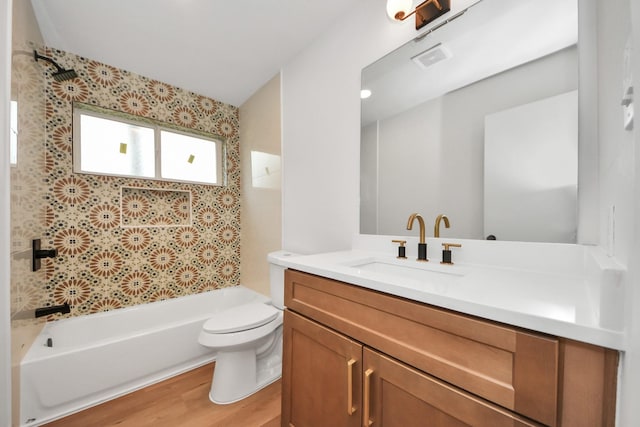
[274,239,624,427]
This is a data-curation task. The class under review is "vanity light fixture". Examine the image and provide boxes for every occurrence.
[360,89,372,99]
[386,0,451,30]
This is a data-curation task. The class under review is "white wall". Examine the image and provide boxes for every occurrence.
[593,1,638,422]
[239,74,282,296]
[1,0,12,422]
[282,0,640,423]
[281,0,479,254]
[597,0,634,266]
[615,0,640,425]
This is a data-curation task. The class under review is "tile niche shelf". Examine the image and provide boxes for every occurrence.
[120,186,192,228]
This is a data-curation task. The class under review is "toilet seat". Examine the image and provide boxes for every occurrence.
[203,303,279,334]
[199,302,283,349]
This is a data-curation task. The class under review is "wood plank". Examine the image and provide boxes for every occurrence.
[514,332,559,427]
[558,339,619,427]
[43,363,281,427]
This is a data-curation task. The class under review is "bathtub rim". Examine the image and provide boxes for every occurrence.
[22,285,270,361]
[19,285,271,427]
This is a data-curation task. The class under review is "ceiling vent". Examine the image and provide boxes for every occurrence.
[411,43,452,70]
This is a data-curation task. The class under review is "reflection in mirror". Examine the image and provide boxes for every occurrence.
[360,0,578,243]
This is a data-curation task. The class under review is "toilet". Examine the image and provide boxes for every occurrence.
[198,251,294,404]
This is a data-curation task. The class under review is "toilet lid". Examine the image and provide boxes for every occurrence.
[203,303,279,333]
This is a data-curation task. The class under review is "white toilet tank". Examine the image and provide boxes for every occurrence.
[268,251,298,309]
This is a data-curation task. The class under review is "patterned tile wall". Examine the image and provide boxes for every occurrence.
[31,47,241,317]
[121,187,192,227]
[10,41,47,321]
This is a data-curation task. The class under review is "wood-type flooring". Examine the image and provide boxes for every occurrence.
[43,363,281,427]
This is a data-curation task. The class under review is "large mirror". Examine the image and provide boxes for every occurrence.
[360,0,579,243]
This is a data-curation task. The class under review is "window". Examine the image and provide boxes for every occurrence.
[160,130,220,184]
[73,103,225,186]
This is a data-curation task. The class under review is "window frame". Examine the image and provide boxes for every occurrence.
[72,102,227,186]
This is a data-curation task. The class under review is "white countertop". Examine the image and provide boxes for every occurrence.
[270,236,627,350]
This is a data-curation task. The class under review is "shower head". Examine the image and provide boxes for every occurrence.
[33,50,78,82]
[51,68,78,82]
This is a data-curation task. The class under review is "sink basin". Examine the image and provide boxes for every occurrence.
[345,258,466,284]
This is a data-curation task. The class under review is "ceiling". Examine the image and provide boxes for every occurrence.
[361,0,578,125]
[30,0,365,107]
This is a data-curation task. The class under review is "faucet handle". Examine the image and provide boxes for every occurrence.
[441,242,462,265]
[392,240,407,259]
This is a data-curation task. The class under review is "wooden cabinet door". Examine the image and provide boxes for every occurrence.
[362,348,543,427]
[282,310,363,427]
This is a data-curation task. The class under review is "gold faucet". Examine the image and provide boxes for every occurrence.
[407,213,428,261]
[406,213,426,243]
[434,214,450,238]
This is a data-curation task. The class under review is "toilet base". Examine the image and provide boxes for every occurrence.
[209,331,282,404]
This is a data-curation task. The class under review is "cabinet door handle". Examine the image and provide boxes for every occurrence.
[347,358,356,415]
[363,368,374,426]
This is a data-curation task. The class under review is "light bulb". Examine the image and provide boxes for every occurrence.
[386,0,413,21]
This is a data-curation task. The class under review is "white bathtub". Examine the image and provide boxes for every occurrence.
[20,286,270,427]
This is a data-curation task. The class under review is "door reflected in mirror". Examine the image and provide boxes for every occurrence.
[360,0,578,243]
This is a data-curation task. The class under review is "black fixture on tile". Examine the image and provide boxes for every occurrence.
[32,238,58,272]
[33,50,78,82]
[34,303,71,318]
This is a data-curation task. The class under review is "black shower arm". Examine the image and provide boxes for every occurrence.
[33,50,65,73]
